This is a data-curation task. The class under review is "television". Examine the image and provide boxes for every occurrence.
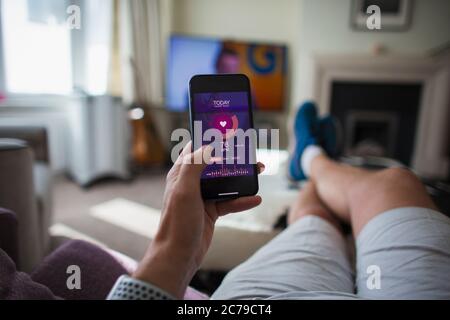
[165,34,287,112]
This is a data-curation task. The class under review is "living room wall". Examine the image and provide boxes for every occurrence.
[170,0,449,112]
[294,0,450,109]
[168,0,300,148]
[170,0,301,111]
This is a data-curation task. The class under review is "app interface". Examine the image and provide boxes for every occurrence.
[193,91,255,179]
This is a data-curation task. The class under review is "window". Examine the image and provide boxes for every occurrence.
[1,0,72,94]
[82,0,112,95]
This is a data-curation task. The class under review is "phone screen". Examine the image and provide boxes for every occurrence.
[192,91,255,179]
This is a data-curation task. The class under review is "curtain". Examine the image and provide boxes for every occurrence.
[124,0,163,107]
[108,0,122,97]
[112,0,166,165]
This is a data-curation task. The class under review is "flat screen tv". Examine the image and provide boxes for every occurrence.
[166,34,287,112]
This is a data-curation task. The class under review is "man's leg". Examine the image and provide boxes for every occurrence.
[212,181,355,299]
[311,155,450,299]
[309,154,437,236]
[288,180,342,231]
[289,102,450,298]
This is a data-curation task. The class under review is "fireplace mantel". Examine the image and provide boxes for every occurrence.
[313,53,449,178]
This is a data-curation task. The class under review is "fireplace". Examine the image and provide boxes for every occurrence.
[345,110,398,158]
[330,81,422,165]
[312,54,449,178]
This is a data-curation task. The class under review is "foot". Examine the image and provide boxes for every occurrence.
[318,116,339,158]
[289,102,319,181]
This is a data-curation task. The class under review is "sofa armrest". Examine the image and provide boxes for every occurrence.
[0,208,19,265]
[0,126,49,163]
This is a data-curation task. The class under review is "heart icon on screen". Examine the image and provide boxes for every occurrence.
[220,121,227,127]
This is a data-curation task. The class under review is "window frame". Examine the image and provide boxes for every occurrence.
[0,0,113,106]
[0,0,6,94]
[0,0,81,106]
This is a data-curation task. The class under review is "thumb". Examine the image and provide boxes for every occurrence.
[179,144,214,181]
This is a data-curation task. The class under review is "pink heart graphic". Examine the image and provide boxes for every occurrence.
[220,121,227,127]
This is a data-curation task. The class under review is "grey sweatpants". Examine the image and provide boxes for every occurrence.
[212,207,450,299]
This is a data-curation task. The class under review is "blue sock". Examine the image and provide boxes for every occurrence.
[319,116,338,159]
[289,101,319,181]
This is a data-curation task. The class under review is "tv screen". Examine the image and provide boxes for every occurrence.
[166,35,287,112]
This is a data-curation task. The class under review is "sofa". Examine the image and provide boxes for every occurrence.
[0,207,128,299]
[0,127,52,272]
[0,207,208,299]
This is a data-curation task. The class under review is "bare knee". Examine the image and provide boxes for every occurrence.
[377,167,421,189]
[347,167,437,235]
[355,167,426,201]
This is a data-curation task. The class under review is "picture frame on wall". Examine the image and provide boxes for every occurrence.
[351,0,413,31]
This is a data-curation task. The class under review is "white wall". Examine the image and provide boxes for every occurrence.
[171,0,300,44]
[170,0,450,111]
[294,0,450,108]
[169,0,450,152]
[171,0,301,110]
[299,0,449,54]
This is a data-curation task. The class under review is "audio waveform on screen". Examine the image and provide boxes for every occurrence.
[204,167,250,178]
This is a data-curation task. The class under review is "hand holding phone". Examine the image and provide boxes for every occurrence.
[133,142,262,298]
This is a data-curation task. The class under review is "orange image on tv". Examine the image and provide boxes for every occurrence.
[222,41,287,111]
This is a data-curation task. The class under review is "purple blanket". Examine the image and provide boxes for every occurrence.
[0,240,128,300]
[0,248,58,299]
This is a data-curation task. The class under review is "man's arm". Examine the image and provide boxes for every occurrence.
[108,143,263,299]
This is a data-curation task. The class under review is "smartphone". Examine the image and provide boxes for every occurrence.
[189,74,259,200]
